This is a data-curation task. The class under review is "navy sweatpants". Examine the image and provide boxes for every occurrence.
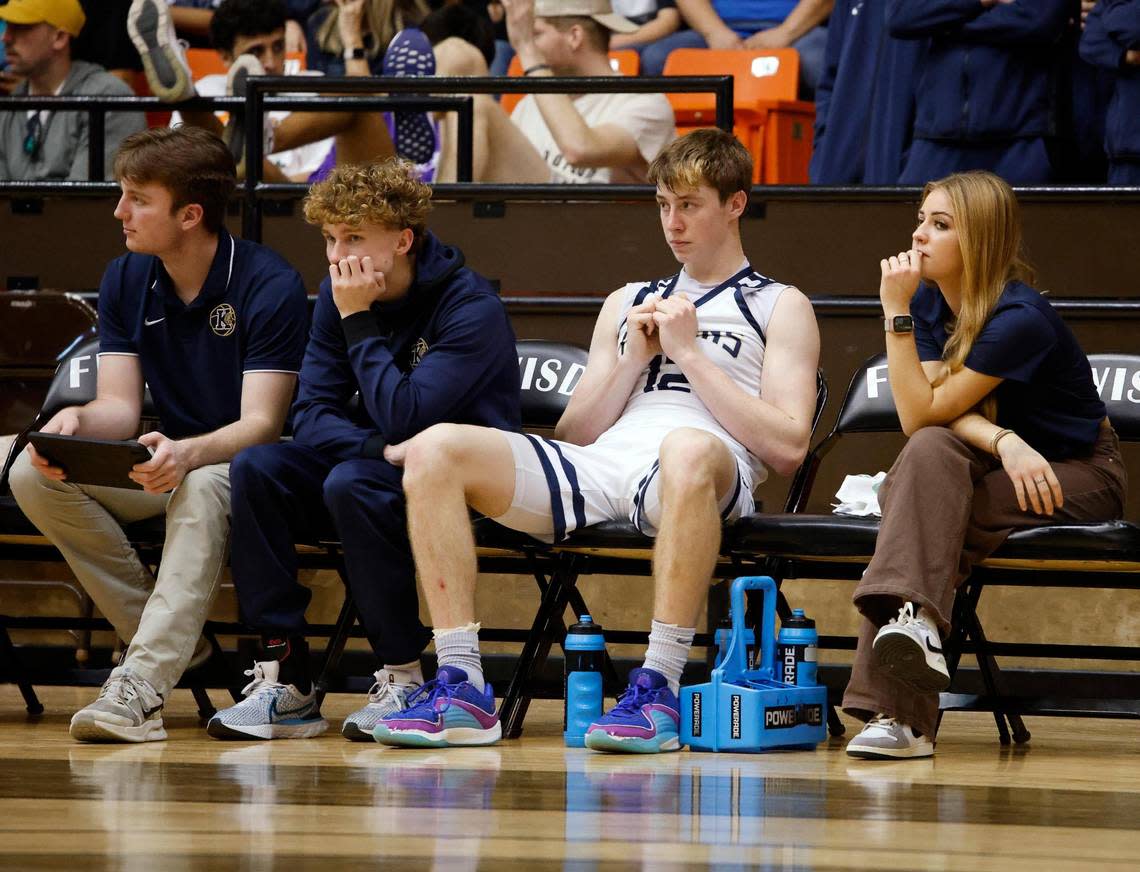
[229,441,431,666]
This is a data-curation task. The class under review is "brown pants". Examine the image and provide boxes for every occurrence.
[842,421,1127,737]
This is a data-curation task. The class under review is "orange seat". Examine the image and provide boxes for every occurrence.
[184,49,308,82]
[662,48,814,184]
[500,50,640,115]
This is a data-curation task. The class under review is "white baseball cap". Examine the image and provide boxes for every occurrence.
[534,0,639,33]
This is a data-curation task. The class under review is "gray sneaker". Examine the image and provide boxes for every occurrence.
[872,602,951,693]
[341,671,417,741]
[846,714,934,760]
[127,0,195,102]
[206,659,327,740]
[70,669,167,744]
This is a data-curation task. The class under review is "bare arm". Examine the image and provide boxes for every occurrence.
[25,355,144,479]
[611,9,683,49]
[129,371,296,493]
[555,290,659,445]
[745,0,834,48]
[675,0,744,49]
[170,8,214,38]
[656,288,821,476]
[881,250,1003,435]
[505,0,647,170]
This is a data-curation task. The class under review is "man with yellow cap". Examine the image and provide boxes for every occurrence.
[0,0,146,180]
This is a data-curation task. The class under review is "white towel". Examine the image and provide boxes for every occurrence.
[832,472,887,517]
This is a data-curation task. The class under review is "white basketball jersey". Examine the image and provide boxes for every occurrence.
[600,262,790,487]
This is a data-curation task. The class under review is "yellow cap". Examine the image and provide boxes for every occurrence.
[0,0,87,37]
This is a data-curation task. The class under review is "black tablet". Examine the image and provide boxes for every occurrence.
[27,432,153,490]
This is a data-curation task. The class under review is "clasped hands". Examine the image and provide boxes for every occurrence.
[625,294,699,365]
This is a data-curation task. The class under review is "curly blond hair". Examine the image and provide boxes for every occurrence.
[303,160,433,241]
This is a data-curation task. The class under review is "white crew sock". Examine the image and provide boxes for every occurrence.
[433,623,485,691]
[643,619,696,695]
[382,658,424,690]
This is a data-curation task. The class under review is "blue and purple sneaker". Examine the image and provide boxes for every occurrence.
[584,668,681,754]
[373,665,502,748]
[382,28,437,165]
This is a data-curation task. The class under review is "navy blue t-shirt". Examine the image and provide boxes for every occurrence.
[911,280,1107,459]
[97,230,309,439]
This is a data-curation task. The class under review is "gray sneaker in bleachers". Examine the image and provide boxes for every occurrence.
[70,669,167,744]
[206,659,328,740]
[341,671,417,741]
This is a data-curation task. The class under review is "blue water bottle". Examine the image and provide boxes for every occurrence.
[777,608,818,686]
[564,615,606,747]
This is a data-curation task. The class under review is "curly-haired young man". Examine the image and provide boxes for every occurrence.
[208,158,522,741]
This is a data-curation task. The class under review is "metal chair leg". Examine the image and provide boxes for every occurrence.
[314,593,358,707]
[0,625,43,715]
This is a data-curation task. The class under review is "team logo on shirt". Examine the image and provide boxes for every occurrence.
[209,303,237,337]
[411,337,429,368]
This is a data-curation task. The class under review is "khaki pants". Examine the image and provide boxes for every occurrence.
[10,452,231,699]
[842,422,1127,737]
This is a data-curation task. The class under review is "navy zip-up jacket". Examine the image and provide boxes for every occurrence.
[811,0,924,183]
[888,0,1075,142]
[291,231,522,461]
[1080,0,1140,161]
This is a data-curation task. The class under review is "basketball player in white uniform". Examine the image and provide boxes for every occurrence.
[374,128,821,752]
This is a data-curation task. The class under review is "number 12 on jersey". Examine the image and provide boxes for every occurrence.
[643,354,691,393]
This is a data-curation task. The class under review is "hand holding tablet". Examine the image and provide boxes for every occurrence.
[26,433,155,491]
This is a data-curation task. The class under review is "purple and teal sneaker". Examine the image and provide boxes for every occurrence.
[584,668,681,754]
[373,666,501,748]
[382,28,437,165]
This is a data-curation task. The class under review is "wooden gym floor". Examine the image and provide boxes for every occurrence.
[1,685,1139,870]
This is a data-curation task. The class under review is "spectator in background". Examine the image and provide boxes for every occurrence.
[810,0,923,184]
[1080,0,1140,184]
[608,0,681,53]
[305,0,429,74]
[129,0,406,179]
[889,0,1074,185]
[430,0,675,183]
[1055,0,1112,182]
[638,0,831,95]
[72,0,143,85]
[0,0,146,180]
[168,0,316,49]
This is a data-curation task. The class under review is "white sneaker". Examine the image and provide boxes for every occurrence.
[127,0,195,102]
[70,669,167,743]
[846,714,934,759]
[872,602,950,692]
[206,660,328,740]
[222,53,271,166]
[341,671,417,741]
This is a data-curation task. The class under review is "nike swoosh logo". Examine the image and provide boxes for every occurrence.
[926,638,944,655]
[142,705,162,719]
[145,317,165,326]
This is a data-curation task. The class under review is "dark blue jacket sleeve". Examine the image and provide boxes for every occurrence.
[888,0,984,38]
[291,282,383,461]
[1103,0,1140,45]
[1081,3,1127,68]
[890,0,1071,44]
[341,291,515,445]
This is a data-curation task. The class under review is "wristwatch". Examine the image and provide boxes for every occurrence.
[884,314,914,334]
[343,46,366,61]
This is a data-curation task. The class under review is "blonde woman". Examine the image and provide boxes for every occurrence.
[307,0,429,74]
[843,171,1127,760]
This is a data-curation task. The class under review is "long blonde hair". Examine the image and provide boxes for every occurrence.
[317,0,429,60]
[927,171,1036,420]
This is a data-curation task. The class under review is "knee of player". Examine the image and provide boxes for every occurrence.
[401,424,465,493]
[229,444,277,491]
[177,464,230,502]
[658,429,724,492]
[433,37,488,76]
[7,451,41,500]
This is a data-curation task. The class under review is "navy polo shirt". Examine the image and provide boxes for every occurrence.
[911,281,1107,460]
[97,230,309,439]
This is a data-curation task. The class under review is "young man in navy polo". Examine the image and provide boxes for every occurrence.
[10,126,308,743]
[207,159,520,741]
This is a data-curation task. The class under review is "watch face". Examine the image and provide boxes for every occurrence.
[892,315,914,333]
